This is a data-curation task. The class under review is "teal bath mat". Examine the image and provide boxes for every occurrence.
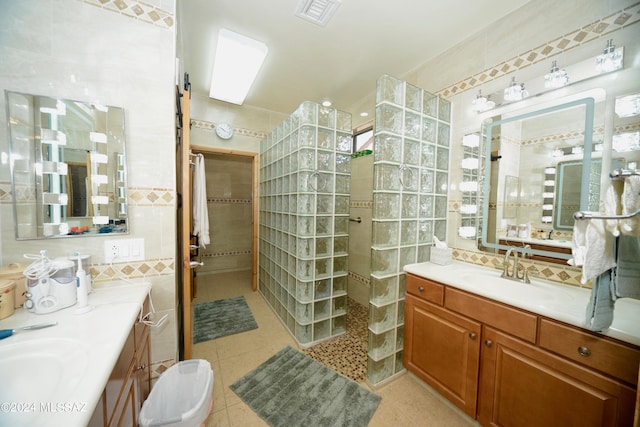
[231,346,381,427]
[193,296,258,343]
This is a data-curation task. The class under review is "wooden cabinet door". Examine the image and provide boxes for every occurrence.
[404,294,481,417]
[478,327,636,427]
[135,331,151,407]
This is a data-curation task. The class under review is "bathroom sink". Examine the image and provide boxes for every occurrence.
[0,337,89,426]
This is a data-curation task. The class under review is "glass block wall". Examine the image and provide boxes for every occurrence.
[368,75,451,385]
[259,101,353,346]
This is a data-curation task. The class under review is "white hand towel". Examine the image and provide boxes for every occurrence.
[192,155,210,247]
[620,176,640,236]
[572,216,616,285]
[604,182,622,237]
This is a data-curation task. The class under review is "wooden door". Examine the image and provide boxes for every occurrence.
[177,85,194,359]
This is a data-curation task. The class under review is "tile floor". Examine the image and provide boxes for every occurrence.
[191,270,479,427]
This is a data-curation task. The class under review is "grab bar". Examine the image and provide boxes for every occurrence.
[574,207,640,221]
[349,217,362,223]
[610,169,640,179]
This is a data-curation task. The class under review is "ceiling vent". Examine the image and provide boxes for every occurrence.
[295,0,342,27]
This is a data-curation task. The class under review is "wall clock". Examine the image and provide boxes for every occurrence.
[215,122,234,140]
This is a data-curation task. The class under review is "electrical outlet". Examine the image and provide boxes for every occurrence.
[104,240,120,263]
[104,238,145,263]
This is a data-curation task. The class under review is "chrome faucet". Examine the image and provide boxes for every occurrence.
[501,246,517,279]
[501,245,531,283]
[516,245,532,284]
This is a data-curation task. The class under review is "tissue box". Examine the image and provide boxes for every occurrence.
[430,247,452,265]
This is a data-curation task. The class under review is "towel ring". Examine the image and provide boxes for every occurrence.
[308,171,327,192]
[398,164,415,189]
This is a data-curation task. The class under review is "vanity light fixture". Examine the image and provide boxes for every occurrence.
[596,39,623,73]
[462,133,480,148]
[459,181,478,192]
[460,204,477,214]
[612,131,640,152]
[571,146,584,155]
[209,29,268,105]
[541,216,553,223]
[615,93,640,118]
[471,90,495,113]
[544,60,569,89]
[544,167,556,174]
[551,148,564,157]
[458,226,477,238]
[461,158,479,170]
[503,77,529,102]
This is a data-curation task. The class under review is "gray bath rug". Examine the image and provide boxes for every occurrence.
[193,296,258,343]
[231,346,381,427]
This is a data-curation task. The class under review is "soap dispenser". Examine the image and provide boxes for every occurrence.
[74,254,92,314]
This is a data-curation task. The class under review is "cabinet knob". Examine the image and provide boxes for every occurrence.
[484,340,493,347]
[577,346,591,357]
[469,332,477,340]
[418,286,424,292]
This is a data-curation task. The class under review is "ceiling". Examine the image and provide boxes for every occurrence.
[177,0,531,118]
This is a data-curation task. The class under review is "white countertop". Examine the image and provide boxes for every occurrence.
[0,280,150,427]
[404,261,640,347]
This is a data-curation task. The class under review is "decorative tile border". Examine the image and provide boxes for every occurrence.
[128,187,175,206]
[203,250,252,258]
[348,270,371,286]
[350,200,373,209]
[151,359,176,381]
[452,247,586,288]
[208,198,252,204]
[81,0,174,29]
[1,183,174,207]
[91,257,175,282]
[437,3,640,98]
[191,119,268,140]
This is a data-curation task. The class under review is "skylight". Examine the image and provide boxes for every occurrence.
[209,29,268,105]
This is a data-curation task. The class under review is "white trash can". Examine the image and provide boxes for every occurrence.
[138,359,213,427]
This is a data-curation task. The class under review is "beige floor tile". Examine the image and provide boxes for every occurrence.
[226,401,269,427]
[190,270,475,427]
[204,407,230,427]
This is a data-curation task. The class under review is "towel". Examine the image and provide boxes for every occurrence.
[604,181,623,237]
[571,216,616,285]
[192,154,210,247]
[620,175,640,236]
[585,270,614,331]
[611,235,640,300]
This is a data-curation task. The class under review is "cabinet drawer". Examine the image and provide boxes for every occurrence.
[445,287,538,343]
[406,274,444,305]
[539,319,640,385]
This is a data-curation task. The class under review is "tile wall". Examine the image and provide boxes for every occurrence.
[0,0,178,368]
[347,155,374,307]
[198,154,254,275]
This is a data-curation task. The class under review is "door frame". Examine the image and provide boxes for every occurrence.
[181,144,259,359]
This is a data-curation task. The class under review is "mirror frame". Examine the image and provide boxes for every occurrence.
[481,97,595,260]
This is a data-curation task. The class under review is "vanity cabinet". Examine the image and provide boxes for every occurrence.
[404,273,639,426]
[404,275,481,417]
[88,296,151,427]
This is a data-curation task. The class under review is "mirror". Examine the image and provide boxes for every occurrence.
[5,91,128,239]
[482,97,597,262]
[554,159,602,229]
